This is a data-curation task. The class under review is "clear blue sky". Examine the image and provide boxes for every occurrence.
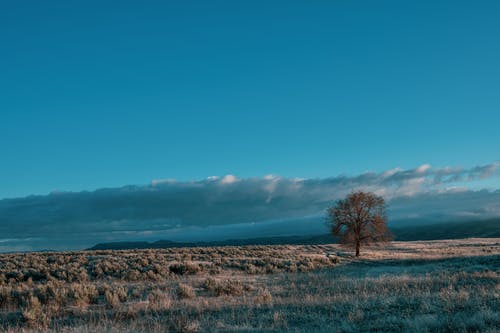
[1,1,499,199]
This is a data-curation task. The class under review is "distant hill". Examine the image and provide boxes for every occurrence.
[89,234,336,250]
[88,218,500,250]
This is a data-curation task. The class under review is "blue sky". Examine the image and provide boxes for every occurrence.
[1,1,499,199]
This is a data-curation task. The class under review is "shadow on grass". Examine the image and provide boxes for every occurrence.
[333,254,499,277]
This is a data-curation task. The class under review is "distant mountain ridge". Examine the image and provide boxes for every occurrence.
[89,218,500,250]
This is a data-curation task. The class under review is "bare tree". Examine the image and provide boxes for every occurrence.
[326,191,392,256]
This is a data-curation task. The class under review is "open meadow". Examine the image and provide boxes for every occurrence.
[0,238,498,332]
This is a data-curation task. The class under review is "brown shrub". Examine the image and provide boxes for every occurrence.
[105,290,121,309]
[255,288,273,304]
[147,289,172,310]
[170,262,202,275]
[204,278,248,297]
[69,283,98,309]
[177,283,195,299]
[22,296,50,329]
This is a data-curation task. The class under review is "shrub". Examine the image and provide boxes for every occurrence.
[22,296,50,329]
[70,283,98,309]
[170,262,201,276]
[105,290,120,309]
[126,269,142,281]
[177,283,195,299]
[203,277,218,291]
[217,280,247,296]
[255,288,273,304]
[147,289,172,310]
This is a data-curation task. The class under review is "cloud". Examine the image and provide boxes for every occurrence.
[467,163,499,180]
[0,162,498,251]
[151,178,176,186]
[416,164,431,173]
[220,174,238,184]
[387,189,500,225]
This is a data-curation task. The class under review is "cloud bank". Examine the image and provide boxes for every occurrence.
[0,162,499,251]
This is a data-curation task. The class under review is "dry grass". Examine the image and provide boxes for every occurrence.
[0,238,498,332]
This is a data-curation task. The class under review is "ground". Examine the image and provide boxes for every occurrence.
[0,238,498,332]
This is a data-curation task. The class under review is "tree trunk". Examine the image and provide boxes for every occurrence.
[355,240,360,257]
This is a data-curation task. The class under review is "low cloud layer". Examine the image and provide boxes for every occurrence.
[0,162,499,251]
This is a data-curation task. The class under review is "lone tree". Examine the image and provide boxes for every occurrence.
[326,191,392,257]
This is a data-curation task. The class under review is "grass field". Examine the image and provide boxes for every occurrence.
[0,238,498,332]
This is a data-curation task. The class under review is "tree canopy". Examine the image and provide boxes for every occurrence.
[327,191,392,256]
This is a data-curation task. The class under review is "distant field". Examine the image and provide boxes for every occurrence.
[0,239,498,332]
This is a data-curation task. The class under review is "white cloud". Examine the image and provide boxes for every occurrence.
[263,175,281,203]
[220,174,238,184]
[151,178,176,186]
[416,164,431,173]
[382,167,403,178]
